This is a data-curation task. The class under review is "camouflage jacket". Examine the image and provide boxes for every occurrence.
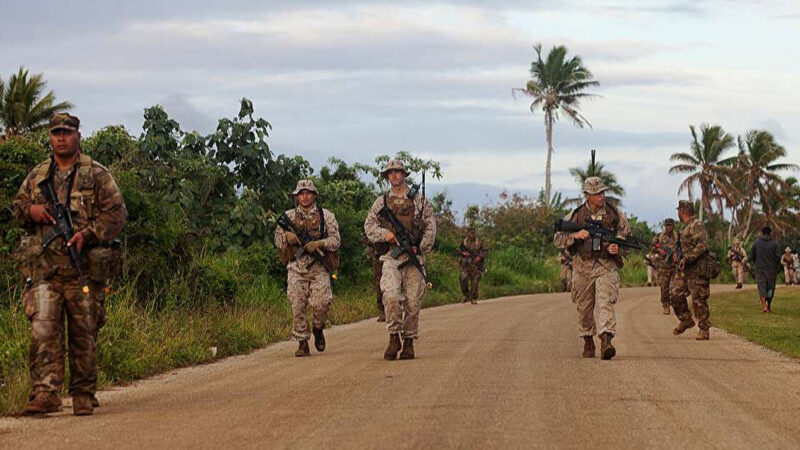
[13,153,127,268]
[553,202,631,274]
[274,204,340,273]
[364,188,436,262]
[459,236,488,268]
[678,217,709,266]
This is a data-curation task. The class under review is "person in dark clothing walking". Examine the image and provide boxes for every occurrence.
[750,227,782,312]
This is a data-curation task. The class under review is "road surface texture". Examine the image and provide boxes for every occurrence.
[2,285,800,449]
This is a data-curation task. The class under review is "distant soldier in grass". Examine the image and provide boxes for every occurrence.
[782,247,794,286]
[554,177,632,360]
[274,180,341,357]
[458,227,488,304]
[727,240,748,289]
[651,218,677,315]
[364,159,436,361]
[13,113,127,416]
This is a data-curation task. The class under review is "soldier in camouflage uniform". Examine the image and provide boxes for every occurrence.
[274,180,341,357]
[651,218,677,315]
[670,201,712,340]
[554,177,632,360]
[727,240,748,289]
[13,113,127,416]
[782,247,794,286]
[364,159,436,361]
[457,227,488,304]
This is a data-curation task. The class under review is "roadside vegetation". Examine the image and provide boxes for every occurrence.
[711,288,800,359]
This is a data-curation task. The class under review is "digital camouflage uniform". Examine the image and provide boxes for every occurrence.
[13,149,127,401]
[727,244,748,287]
[670,214,711,335]
[274,198,340,342]
[782,250,794,286]
[364,181,436,341]
[458,233,488,303]
[651,229,677,310]
[554,195,631,339]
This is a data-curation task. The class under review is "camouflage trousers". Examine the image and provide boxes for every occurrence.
[459,266,482,300]
[560,265,573,292]
[657,269,675,307]
[24,276,98,396]
[647,266,656,286]
[287,263,332,340]
[572,268,619,337]
[670,271,711,330]
[784,266,794,285]
[372,257,384,313]
[380,256,426,339]
[731,261,746,285]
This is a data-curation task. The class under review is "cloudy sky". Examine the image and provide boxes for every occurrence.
[3,0,799,223]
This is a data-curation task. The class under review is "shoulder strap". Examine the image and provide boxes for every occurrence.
[318,205,326,237]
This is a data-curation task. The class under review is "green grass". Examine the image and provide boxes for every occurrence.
[711,287,800,359]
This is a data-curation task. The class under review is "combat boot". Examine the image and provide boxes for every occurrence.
[582,336,595,358]
[72,393,94,416]
[377,309,386,322]
[736,283,743,289]
[672,319,696,335]
[399,338,415,360]
[384,334,401,360]
[696,329,710,340]
[312,327,326,352]
[91,393,100,408]
[599,332,616,360]
[23,391,61,415]
[295,339,310,357]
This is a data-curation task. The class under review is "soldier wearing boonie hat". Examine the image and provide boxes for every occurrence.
[458,226,488,305]
[727,238,748,289]
[554,176,632,360]
[651,217,678,314]
[364,158,436,361]
[275,179,341,357]
[14,112,127,416]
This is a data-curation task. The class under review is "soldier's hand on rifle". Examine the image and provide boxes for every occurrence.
[305,240,325,254]
[385,231,399,245]
[412,246,418,255]
[573,230,590,240]
[67,231,85,253]
[29,204,56,225]
[285,232,300,246]
[608,244,620,255]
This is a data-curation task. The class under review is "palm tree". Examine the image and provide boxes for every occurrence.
[513,44,599,206]
[566,156,625,207]
[669,124,736,220]
[733,130,797,239]
[0,67,72,136]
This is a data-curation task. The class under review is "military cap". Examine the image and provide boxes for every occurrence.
[664,218,675,225]
[380,159,410,177]
[291,179,318,196]
[677,200,694,213]
[582,177,609,195]
[49,113,80,132]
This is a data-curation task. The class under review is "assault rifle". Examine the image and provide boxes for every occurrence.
[378,204,433,289]
[276,212,336,275]
[37,177,90,294]
[655,243,675,263]
[458,243,485,268]
[554,218,644,251]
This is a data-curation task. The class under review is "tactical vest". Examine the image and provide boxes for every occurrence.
[730,249,744,262]
[657,232,677,252]
[572,203,621,262]
[379,194,422,243]
[292,206,325,241]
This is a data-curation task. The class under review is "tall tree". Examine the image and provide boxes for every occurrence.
[513,44,599,205]
[732,130,797,240]
[0,67,72,136]
[669,124,735,220]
